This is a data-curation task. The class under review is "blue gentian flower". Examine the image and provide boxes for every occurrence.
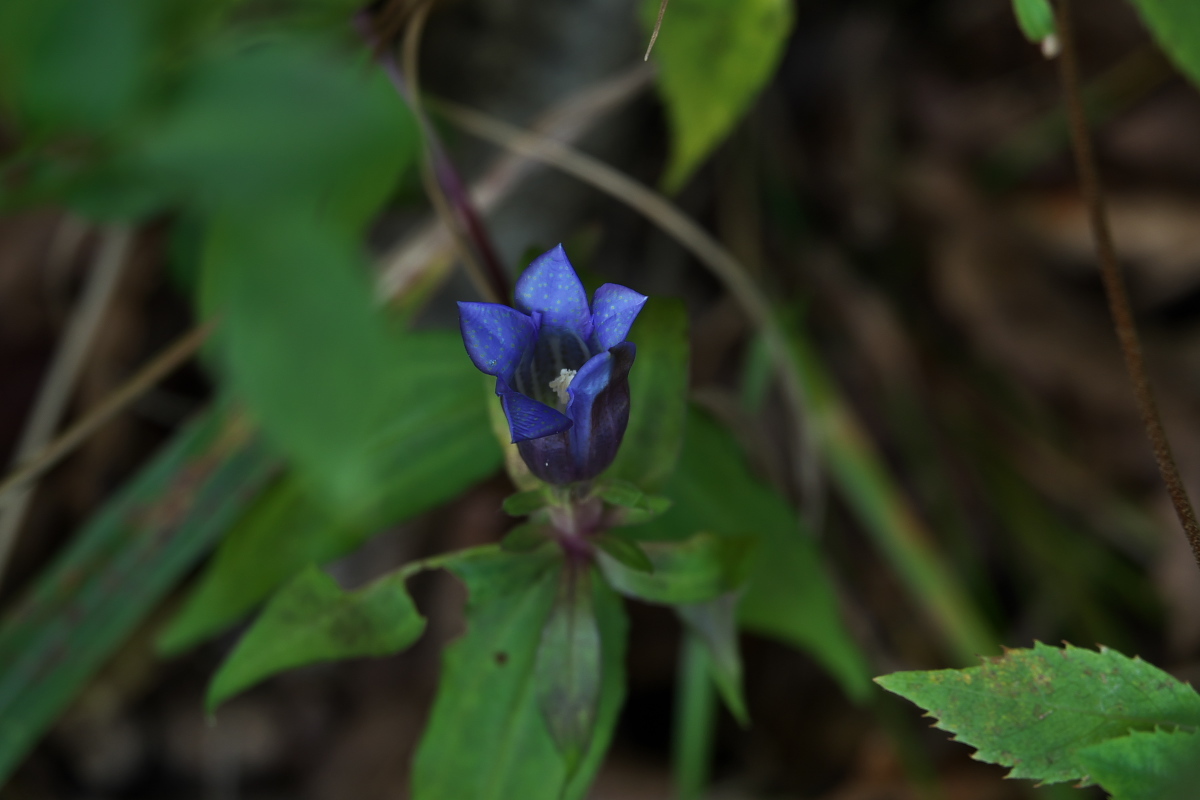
[458,245,648,486]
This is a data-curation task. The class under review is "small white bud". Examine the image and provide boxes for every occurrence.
[1041,33,1060,59]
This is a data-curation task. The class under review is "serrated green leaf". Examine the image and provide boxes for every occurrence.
[503,489,549,517]
[603,298,688,491]
[642,0,793,191]
[535,569,602,774]
[598,532,753,604]
[1078,729,1200,800]
[594,532,654,573]
[1011,0,1056,44]
[875,642,1200,785]
[159,332,502,654]
[207,565,425,711]
[412,548,627,800]
[0,412,276,784]
[1128,0,1200,89]
[677,595,747,726]
[634,408,872,701]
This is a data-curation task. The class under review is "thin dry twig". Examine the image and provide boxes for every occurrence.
[375,64,654,300]
[0,226,132,585]
[430,97,824,519]
[0,323,215,517]
[644,0,670,61]
[1056,0,1200,571]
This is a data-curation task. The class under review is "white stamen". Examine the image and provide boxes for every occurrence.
[549,369,577,406]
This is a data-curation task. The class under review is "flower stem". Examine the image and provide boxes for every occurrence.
[1056,0,1200,573]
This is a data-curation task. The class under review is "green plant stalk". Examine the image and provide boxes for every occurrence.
[789,335,995,662]
[673,632,718,800]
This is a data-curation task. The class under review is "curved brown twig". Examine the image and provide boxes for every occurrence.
[1056,0,1200,572]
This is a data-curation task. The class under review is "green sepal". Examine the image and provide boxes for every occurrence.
[598,532,755,605]
[501,522,550,554]
[503,489,551,517]
[593,532,654,574]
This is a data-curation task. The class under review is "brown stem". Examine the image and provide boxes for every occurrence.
[1056,0,1200,571]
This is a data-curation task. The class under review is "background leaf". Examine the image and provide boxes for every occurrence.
[876,642,1200,785]
[677,596,748,725]
[1078,729,1200,800]
[1127,0,1200,89]
[207,565,426,711]
[642,0,794,191]
[412,549,627,800]
[603,297,688,491]
[0,412,275,783]
[635,407,872,701]
[159,331,502,654]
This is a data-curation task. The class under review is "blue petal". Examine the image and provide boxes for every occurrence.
[458,302,536,381]
[497,378,572,443]
[564,342,636,480]
[514,245,592,340]
[589,283,648,352]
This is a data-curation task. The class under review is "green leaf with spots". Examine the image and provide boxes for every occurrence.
[158,332,502,655]
[412,549,627,800]
[207,565,426,711]
[642,0,793,191]
[876,642,1200,785]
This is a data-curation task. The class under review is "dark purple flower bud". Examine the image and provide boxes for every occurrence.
[458,245,647,485]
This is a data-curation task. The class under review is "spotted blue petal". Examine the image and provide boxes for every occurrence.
[458,302,535,382]
[514,244,592,340]
[589,284,648,352]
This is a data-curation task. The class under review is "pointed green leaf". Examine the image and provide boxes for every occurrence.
[677,595,747,725]
[207,565,425,711]
[599,532,753,605]
[603,298,688,491]
[1078,729,1200,800]
[1011,0,1056,44]
[1128,0,1200,89]
[875,642,1200,785]
[159,331,502,654]
[413,549,627,800]
[643,0,793,191]
[535,569,602,774]
[635,408,872,701]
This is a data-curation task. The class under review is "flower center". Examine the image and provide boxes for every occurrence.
[512,325,592,406]
[548,369,577,406]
